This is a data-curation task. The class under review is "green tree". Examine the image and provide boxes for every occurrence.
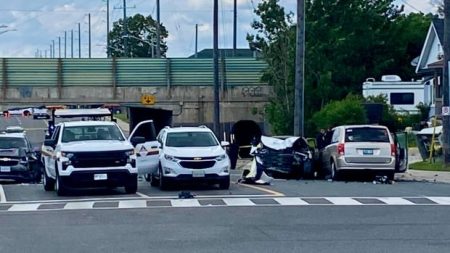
[311,94,367,130]
[109,14,168,57]
[248,0,431,136]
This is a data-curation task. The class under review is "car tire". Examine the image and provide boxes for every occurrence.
[219,176,230,190]
[330,161,340,181]
[55,173,68,196]
[150,173,159,187]
[159,167,170,191]
[386,171,395,181]
[125,174,138,194]
[43,168,55,191]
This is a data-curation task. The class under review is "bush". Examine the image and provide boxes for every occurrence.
[311,94,367,130]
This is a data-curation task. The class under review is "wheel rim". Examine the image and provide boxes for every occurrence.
[55,176,59,191]
[331,163,336,178]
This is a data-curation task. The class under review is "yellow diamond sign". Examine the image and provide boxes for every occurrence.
[141,94,156,105]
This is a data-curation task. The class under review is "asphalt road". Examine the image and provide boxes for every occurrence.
[1,116,450,252]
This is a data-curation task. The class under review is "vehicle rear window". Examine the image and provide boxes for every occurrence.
[344,127,390,143]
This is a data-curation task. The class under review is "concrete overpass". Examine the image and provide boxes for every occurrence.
[0,57,271,143]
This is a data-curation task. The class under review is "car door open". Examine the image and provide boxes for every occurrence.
[128,120,160,175]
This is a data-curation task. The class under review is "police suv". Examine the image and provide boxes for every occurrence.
[41,109,152,195]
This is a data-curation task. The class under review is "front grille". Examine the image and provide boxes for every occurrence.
[179,161,216,169]
[174,156,217,161]
[71,151,128,168]
[0,159,19,166]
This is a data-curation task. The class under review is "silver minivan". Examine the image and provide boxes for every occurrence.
[320,125,406,180]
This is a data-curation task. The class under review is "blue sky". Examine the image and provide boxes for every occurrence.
[0,0,438,58]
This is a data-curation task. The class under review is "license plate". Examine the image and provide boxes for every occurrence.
[94,174,108,180]
[192,170,205,178]
[363,149,373,155]
[0,166,11,172]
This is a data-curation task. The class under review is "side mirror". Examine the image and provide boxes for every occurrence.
[221,141,230,147]
[44,139,56,147]
[130,136,146,146]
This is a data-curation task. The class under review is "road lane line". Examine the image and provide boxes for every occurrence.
[223,198,255,206]
[136,192,150,198]
[325,197,363,205]
[427,197,450,205]
[0,185,6,203]
[64,201,95,210]
[274,197,309,206]
[170,199,201,207]
[237,183,285,197]
[377,197,415,205]
[8,203,40,212]
[118,200,147,209]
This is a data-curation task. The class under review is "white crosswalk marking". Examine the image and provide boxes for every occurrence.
[8,203,40,212]
[170,199,201,207]
[223,198,255,206]
[274,197,309,206]
[325,197,363,205]
[427,197,450,205]
[118,200,147,209]
[65,202,94,210]
[378,197,415,205]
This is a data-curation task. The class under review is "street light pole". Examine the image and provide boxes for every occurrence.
[123,0,128,57]
[233,0,237,57]
[156,0,161,58]
[58,37,61,58]
[71,29,74,58]
[443,0,450,166]
[195,24,198,58]
[213,0,221,140]
[78,23,81,58]
[106,0,110,57]
[52,40,55,58]
[88,13,92,58]
[64,31,67,58]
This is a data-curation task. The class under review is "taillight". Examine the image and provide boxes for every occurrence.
[391,143,396,156]
[337,143,345,155]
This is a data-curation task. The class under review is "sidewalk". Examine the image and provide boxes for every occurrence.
[396,170,450,184]
[116,118,129,133]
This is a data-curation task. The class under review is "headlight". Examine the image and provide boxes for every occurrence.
[216,154,227,161]
[164,154,178,162]
[125,150,135,156]
[61,152,74,159]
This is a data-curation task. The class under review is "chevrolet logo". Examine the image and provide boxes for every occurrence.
[0,158,11,161]
[193,157,202,161]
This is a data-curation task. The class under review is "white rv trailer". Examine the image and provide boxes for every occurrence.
[362,75,433,114]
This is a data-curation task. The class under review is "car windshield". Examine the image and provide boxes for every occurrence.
[345,127,390,143]
[0,137,27,149]
[62,125,125,142]
[165,132,219,147]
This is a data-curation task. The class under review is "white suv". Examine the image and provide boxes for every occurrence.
[41,121,141,195]
[150,126,231,190]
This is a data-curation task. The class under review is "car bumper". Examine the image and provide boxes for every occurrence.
[160,159,230,180]
[163,174,230,184]
[336,157,395,171]
[59,169,136,188]
[0,165,35,181]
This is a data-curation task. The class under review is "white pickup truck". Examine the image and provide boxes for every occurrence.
[41,119,160,196]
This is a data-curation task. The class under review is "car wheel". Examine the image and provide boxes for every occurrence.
[43,169,55,191]
[150,173,159,187]
[386,171,395,181]
[219,176,230,190]
[125,174,138,194]
[55,174,67,196]
[159,167,170,191]
[330,161,340,181]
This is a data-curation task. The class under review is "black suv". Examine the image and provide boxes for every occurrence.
[0,132,42,183]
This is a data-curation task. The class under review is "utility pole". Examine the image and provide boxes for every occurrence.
[443,0,450,166]
[52,40,55,58]
[58,37,61,58]
[71,29,74,58]
[195,24,198,58]
[233,0,237,57]
[123,0,128,57]
[294,0,305,136]
[64,31,67,58]
[88,13,91,58]
[213,0,220,139]
[106,0,110,57]
[156,0,161,58]
[78,23,81,58]
[50,44,53,58]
